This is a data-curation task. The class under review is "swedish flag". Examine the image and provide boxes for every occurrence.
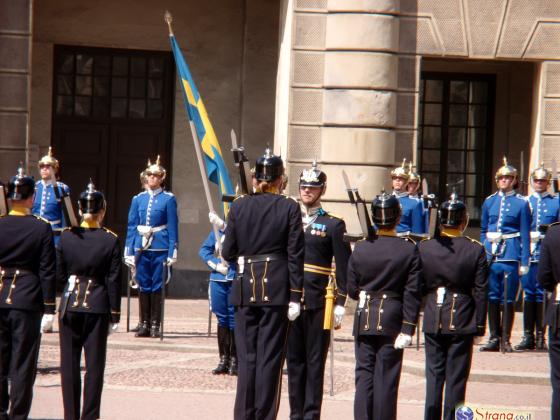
[169,35,234,213]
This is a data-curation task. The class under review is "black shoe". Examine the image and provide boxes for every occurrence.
[150,321,160,338]
[229,357,238,376]
[514,333,535,351]
[135,321,150,337]
[212,355,230,375]
[480,337,500,352]
[131,322,142,333]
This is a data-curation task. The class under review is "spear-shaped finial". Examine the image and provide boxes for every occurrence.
[164,11,174,36]
[156,155,161,166]
[47,146,53,157]
[503,156,508,166]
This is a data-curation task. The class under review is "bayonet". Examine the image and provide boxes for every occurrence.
[0,184,7,217]
[552,159,559,194]
[50,173,78,227]
[230,129,253,196]
[519,151,526,195]
[342,170,375,240]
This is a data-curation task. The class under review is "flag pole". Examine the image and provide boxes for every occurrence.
[165,11,222,254]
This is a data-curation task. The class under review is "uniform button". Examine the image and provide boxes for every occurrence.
[382,294,387,299]
[249,279,253,284]
[380,309,384,313]
[451,324,455,328]
[453,309,456,312]
[367,294,370,299]
[365,308,369,313]
[264,296,269,301]
[248,259,252,263]
[264,278,268,283]
[250,297,255,302]
[453,293,458,298]
[377,326,383,331]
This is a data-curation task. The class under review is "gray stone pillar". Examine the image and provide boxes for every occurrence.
[286,0,402,231]
[0,0,32,181]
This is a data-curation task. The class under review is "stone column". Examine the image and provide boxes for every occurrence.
[0,0,32,180]
[538,61,560,170]
[285,0,403,231]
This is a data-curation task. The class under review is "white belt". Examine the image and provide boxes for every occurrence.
[137,225,167,249]
[530,231,544,242]
[501,232,520,239]
[396,231,410,237]
[487,232,519,242]
[49,219,62,225]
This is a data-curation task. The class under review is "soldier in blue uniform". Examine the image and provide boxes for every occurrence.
[286,162,351,420]
[222,148,305,420]
[480,157,531,352]
[391,159,425,237]
[0,166,56,420]
[515,163,560,351]
[348,191,422,420]
[32,147,70,244]
[57,182,121,420]
[124,157,178,338]
[407,165,430,233]
[199,218,237,376]
[419,193,488,420]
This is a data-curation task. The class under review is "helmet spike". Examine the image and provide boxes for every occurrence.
[156,155,161,166]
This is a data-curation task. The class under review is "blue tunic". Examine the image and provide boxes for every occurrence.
[393,191,425,235]
[32,180,70,234]
[198,230,236,282]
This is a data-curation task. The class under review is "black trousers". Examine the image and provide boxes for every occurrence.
[354,335,403,420]
[424,333,473,420]
[234,305,289,420]
[59,312,110,420]
[549,329,560,419]
[286,307,330,420]
[0,309,42,420]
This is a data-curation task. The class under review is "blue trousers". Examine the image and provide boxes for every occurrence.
[488,261,520,304]
[209,281,235,330]
[136,251,167,293]
[521,262,544,303]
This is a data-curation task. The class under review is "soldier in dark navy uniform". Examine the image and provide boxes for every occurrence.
[57,181,121,420]
[537,221,560,418]
[418,193,488,420]
[0,166,56,420]
[347,191,422,420]
[286,162,351,420]
[222,148,305,420]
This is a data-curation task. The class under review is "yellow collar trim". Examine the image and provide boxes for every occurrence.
[377,229,396,237]
[441,228,462,238]
[80,220,101,229]
[9,206,30,216]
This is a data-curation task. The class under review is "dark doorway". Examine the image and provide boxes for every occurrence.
[51,45,175,239]
[418,72,496,225]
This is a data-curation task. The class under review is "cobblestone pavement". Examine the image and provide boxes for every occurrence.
[31,298,552,419]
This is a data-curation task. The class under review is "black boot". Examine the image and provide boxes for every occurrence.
[131,294,144,333]
[150,291,162,338]
[480,303,501,352]
[212,326,230,375]
[536,302,547,350]
[135,293,151,337]
[228,329,238,376]
[501,303,515,353]
[515,301,536,351]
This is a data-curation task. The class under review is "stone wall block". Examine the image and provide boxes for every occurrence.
[325,13,398,52]
[324,51,398,89]
[327,0,399,13]
[320,126,395,164]
[323,89,397,127]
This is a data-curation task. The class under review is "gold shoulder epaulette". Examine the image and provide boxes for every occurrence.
[103,227,118,237]
[466,236,483,247]
[327,212,344,220]
[233,194,246,201]
[34,215,50,224]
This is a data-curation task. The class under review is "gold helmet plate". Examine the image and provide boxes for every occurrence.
[495,156,517,182]
[390,158,410,180]
[38,147,59,172]
[145,155,167,180]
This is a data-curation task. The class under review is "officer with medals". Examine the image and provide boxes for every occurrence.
[222,148,305,420]
[418,192,488,420]
[347,191,422,420]
[515,163,559,351]
[0,166,56,420]
[391,159,425,237]
[32,147,70,245]
[537,220,560,418]
[286,162,351,420]
[199,217,237,376]
[480,157,531,352]
[57,181,121,420]
[124,157,178,338]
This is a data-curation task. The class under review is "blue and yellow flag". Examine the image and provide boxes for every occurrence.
[169,35,234,214]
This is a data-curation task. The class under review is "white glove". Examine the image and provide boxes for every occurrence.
[209,211,225,230]
[109,323,119,335]
[124,256,135,268]
[40,314,54,333]
[287,302,301,321]
[166,257,177,266]
[519,265,529,276]
[216,262,229,276]
[394,333,412,349]
[358,290,367,309]
[333,305,345,329]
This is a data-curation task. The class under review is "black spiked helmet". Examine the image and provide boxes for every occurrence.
[255,147,284,182]
[371,190,401,228]
[439,191,466,228]
[299,160,326,188]
[8,164,35,200]
[79,180,105,214]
